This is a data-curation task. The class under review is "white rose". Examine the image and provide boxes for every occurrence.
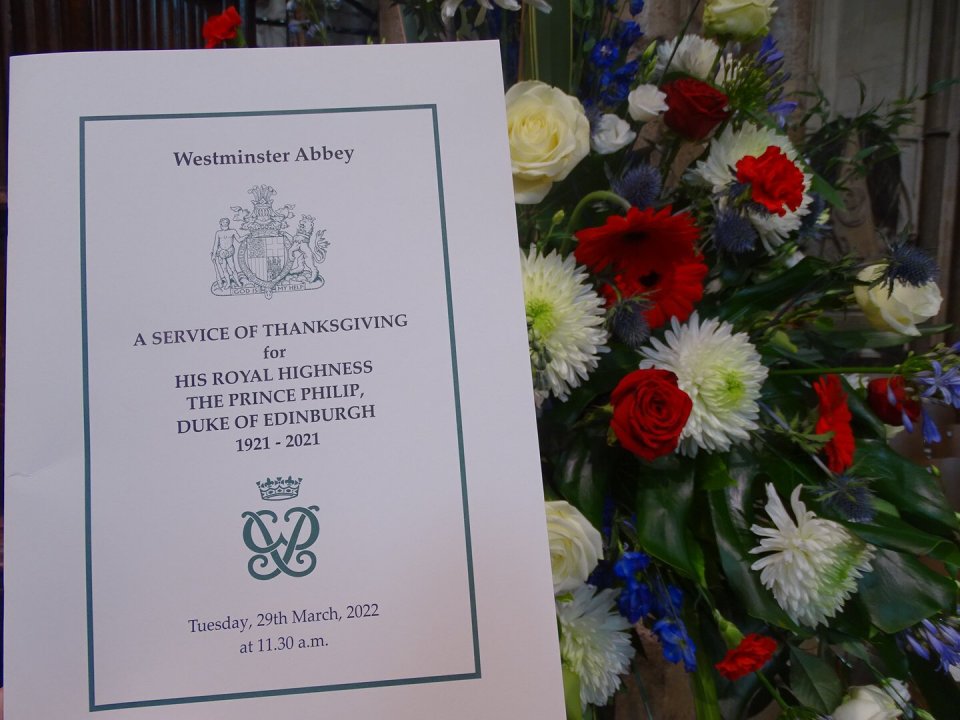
[832,683,906,720]
[628,84,669,122]
[854,264,942,337]
[703,0,777,40]
[545,500,602,594]
[591,114,636,154]
[506,80,590,204]
[655,34,720,80]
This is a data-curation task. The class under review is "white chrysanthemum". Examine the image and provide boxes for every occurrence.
[691,123,814,252]
[521,249,608,405]
[750,484,875,629]
[557,584,635,709]
[655,34,720,80]
[639,313,767,455]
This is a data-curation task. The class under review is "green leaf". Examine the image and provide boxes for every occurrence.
[854,441,959,535]
[698,453,735,491]
[815,324,952,350]
[555,435,610,530]
[811,172,846,210]
[707,480,799,630]
[858,549,956,632]
[844,513,960,566]
[716,257,827,326]
[788,646,844,714]
[562,665,583,720]
[635,462,706,585]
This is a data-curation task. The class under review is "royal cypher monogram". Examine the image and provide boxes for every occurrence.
[211,185,330,299]
[241,476,320,580]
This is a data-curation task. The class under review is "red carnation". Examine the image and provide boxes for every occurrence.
[715,634,778,681]
[867,376,921,427]
[735,146,805,216]
[610,369,693,460]
[663,78,731,140]
[813,374,855,473]
[203,6,243,48]
[575,206,706,329]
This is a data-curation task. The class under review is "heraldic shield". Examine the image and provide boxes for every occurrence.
[241,230,291,288]
[211,184,330,299]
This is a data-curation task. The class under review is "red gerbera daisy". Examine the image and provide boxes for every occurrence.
[813,374,855,473]
[575,206,705,329]
[604,258,708,329]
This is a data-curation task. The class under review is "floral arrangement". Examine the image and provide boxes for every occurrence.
[204,2,960,718]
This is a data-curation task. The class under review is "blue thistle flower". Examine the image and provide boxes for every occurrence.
[611,299,651,350]
[630,0,645,15]
[714,209,759,254]
[815,475,876,523]
[882,242,939,288]
[611,164,661,209]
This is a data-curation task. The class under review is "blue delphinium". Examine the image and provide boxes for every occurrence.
[653,618,697,671]
[615,552,696,670]
[580,10,644,111]
[591,39,620,69]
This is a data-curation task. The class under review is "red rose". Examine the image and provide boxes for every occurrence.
[867,376,921,427]
[662,78,730,140]
[574,206,706,329]
[610,369,692,460]
[203,6,243,48]
[715,634,778,681]
[735,146,805,216]
[813,374,855,473]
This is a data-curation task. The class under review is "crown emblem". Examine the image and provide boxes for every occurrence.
[256,475,302,501]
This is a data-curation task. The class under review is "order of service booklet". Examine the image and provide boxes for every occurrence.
[3,42,564,719]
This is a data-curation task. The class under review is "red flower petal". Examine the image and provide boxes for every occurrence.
[715,634,778,681]
[735,146,804,216]
[813,374,855,473]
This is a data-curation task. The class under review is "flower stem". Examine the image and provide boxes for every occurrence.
[562,191,631,254]
[658,0,704,82]
[755,672,791,711]
[770,366,897,376]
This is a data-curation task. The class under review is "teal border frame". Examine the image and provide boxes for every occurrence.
[79,105,480,711]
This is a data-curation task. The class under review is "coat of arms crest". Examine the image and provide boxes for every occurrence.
[211,185,330,298]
